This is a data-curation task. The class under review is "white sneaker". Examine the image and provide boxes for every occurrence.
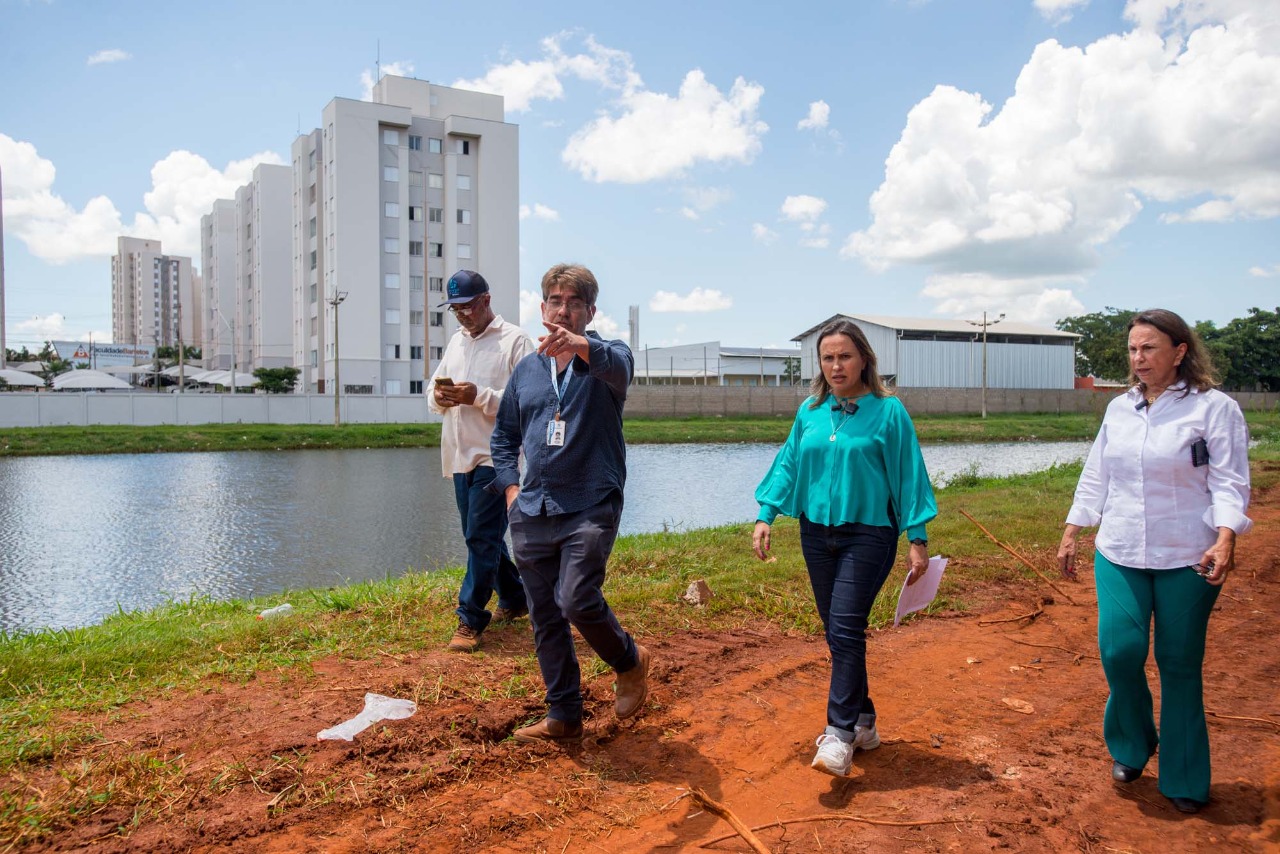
[852,723,881,751]
[811,734,854,777]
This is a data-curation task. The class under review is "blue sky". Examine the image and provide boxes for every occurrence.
[1,0,1277,354]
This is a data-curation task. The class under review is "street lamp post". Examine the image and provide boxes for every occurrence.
[966,311,1005,419]
[212,308,237,393]
[328,291,348,426]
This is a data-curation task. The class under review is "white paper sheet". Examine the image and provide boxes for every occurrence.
[894,556,947,627]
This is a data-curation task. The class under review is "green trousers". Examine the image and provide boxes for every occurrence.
[1094,552,1220,803]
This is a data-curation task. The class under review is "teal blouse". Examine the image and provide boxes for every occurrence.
[755,393,937,540]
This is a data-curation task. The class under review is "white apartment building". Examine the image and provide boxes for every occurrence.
[200,200,237,370]
[292,75,519,395]
[235,163,292,370]
[110,236,196,349]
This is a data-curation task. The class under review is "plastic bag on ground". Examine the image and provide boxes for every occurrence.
[317,692,417,741]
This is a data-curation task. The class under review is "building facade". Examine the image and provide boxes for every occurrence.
[200,200,238,370]
[110,236,196,349]
[292,75,520,395]
[793,314,1079,389]
[634,342,803,386]
[235,163,292,370]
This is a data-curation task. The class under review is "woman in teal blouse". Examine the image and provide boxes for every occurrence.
[754,319,937,778]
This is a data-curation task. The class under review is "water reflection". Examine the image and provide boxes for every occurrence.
[0,441,1088,633]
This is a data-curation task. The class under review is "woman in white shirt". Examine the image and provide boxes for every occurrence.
[1058,309,1251,815]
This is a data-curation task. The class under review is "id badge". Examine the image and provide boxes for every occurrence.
[546,419,566,447]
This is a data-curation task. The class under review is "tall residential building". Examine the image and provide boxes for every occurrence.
[110,236,195,348]
[292,75,519,395]
[200,200,237,369]
[235,163,292,370]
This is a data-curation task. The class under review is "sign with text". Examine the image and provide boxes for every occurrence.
[52,341,155,369]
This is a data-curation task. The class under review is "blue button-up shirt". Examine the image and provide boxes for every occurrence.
[490,333,633,516]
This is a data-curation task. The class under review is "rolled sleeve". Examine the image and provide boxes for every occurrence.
[1202,399,1253,535]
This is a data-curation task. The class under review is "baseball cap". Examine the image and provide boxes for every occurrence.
[438,270,490,306]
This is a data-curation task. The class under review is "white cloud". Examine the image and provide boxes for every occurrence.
[519,203,561,221]
[0,133,283,264]
[799,236,831,249]
[562,69,767,183]
[679,207,700,220]
[781,194,828,222]
[519,289,543,330]
[752,222,779,244]
[843,4,1280,314]
[87,49,131,66]
[797,100,830,131]
[10,314,106,344]
[1035,0,1090,24]
[1248,263,1280,277]
[649,287,733,312]
[453,32,642,112]
[922,273,1087,325]
[360,61,416,101]
[677,186,733,220]
[587,311,623,337]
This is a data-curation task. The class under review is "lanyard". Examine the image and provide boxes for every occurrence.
[549,356,573,419]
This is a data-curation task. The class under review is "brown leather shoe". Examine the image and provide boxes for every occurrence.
[492,605,528,623]
[614,644,651,719]
[447,622,482,653]
[513,716,583,744]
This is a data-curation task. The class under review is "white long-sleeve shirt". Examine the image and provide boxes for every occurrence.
[427,315,536,477]
[1066,384,1252,570]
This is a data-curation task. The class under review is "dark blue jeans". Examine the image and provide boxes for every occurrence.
[799,516,899,740]
[508,493,638,723]
[454,465,524,632]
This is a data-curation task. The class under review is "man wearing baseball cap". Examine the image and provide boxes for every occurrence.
[429,270,536,652]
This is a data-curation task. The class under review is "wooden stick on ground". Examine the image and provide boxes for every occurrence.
[1005,637,1099,660]
[978,606,1045,626]
[688,788,772,854]
[699,814,1028,847]
[958,509,1079,605]
[1207,710,1280,730]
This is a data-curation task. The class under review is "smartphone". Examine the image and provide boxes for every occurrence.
[435,377,454,386]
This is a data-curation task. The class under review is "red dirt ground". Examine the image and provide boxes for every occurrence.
[11,475,1280,853]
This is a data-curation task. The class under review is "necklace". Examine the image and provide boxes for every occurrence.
[829,401,854,442]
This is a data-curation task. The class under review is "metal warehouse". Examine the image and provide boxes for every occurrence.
[793,314,1080,390]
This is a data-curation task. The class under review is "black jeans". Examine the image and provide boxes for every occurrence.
[508,493,638,723]
[453,466,524,632]
[799,516,898,739]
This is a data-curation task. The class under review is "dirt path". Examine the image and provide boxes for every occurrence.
[16,481,1280,853]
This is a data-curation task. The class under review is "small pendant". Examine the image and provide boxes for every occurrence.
[829,434,837,442]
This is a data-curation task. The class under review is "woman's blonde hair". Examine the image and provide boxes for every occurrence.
[808,319,892,409]
[1127,308,1218,394]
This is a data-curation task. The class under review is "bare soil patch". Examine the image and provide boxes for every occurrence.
[12,487,1280,853]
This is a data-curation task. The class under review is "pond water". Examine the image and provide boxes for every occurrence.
[0,441,1089,633]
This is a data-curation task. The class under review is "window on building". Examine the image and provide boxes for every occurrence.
[410,345,423,359]
[385,202,400,218]
[457,175,471,190]
[410,275,424,291]
[383,129,401,145]
[457,209,471,225]
[308,150,316,172]
[408,241,424,256]
[429,276,444,292]
[383,379,401,395]
[409,380,423,394]
[428,242,443,257]
[408,135,422,150]
[408,205,423,221]
[385,344,401,360]
[384,238,399,253]
[430,311,444,327]
[308,184,317,204]
[385,309,401,324]
[430,346,444,360]
[409,170,423,187]
[310,283,317,303]
[310,349,318,367]
[310,250,317,270]
[428,137,442,154]
[383,166,399,182]
[428,173,444,189]
[455,139,470,155]
[409,310,424,326]
[309,217,317,237]
[457,243,472,260]
[385,273,400,289]
[428,207,443,223]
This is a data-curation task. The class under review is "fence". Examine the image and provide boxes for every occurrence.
[0,387,1274,428]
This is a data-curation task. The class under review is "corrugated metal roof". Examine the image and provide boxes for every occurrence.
[792,313,1080,341]
[720,346,801,358]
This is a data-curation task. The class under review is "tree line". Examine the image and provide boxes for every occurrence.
[1057,307,1280,391]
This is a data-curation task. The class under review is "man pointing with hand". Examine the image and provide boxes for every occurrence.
[490,263,651,743]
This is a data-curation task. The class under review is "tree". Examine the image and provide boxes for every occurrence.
[1201,307,1280,391]
[253,366,301,394]
[1056,307,1137,381]
[782,356,802,386]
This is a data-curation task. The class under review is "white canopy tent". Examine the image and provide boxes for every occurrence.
[51,369,133,390]
[0,369,46,387]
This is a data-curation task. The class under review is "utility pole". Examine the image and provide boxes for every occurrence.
[328,291,348,425]
[966,311,1005,419]
[177,288,185,392]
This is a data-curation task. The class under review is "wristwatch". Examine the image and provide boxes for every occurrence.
[909,537,928,546]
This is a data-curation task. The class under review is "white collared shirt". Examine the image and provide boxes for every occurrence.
[1066,384,1252,569]
[427,315,536,477]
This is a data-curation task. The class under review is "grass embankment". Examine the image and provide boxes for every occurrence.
[4,432,1280,841]
[0,411,1121,457]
